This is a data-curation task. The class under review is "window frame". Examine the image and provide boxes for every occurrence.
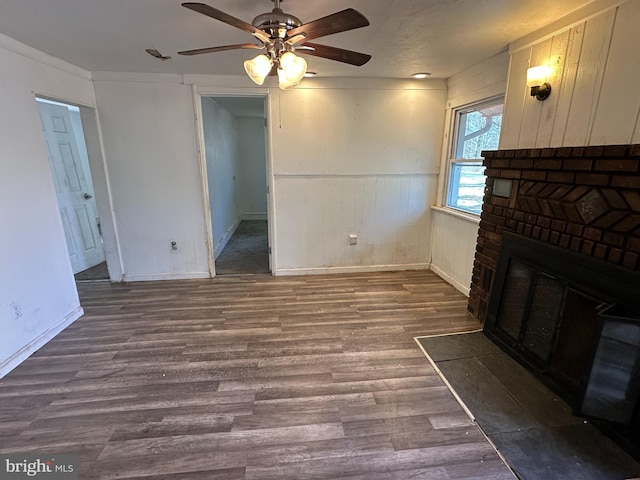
[444,96,504,216]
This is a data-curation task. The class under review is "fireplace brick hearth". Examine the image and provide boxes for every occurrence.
[469,144,640,323]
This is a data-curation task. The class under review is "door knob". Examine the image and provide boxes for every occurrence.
[84,193,93,200]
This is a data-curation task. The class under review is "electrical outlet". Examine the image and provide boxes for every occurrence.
[9,301,22,320]
[349,234,358,245]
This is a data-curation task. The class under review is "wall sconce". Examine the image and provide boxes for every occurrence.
[527,65,552,101]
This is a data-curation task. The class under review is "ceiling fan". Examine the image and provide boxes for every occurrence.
[177,0,371,89]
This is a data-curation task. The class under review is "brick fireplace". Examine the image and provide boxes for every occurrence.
[469,144,640,324]
[469,144,640,456]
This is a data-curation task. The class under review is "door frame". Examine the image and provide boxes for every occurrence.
[191,85,275,277]
[34,93,123,282]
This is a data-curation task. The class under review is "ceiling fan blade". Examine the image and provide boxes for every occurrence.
[178,43,264,56]
[298,43,371,66]
[286,8,369,42]
[182,3,271,43]
[145,48,172,60]
[285,33,307,46]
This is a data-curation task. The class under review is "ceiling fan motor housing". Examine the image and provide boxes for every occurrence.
[252,8,302,39]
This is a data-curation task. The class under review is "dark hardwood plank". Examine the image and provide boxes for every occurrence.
[0,270,514,479]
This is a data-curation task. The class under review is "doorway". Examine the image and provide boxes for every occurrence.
[36,98,108,281]
[200,96,270,275]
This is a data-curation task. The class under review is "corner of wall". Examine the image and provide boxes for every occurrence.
[0,307,83,379]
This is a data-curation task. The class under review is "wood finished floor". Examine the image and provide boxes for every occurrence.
[0,270,515,479]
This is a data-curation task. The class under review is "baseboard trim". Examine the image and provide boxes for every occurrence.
[240,213,267,220]
[214,217,241,260]
[274,263,430,276]
[0,306,84,379]
[430,264,470,296]
[122,272,211,282]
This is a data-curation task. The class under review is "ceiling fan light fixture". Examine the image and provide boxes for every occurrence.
[244,54,273,85]
[277,51,307,90]
[180,2,371,90]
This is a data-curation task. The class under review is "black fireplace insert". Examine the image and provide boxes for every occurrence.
[484,233,640,457]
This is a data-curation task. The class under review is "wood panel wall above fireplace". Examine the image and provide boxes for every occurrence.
[469,144,640,324]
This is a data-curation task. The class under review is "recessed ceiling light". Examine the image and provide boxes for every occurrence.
[411,72,431,79]
[303,71,317,78]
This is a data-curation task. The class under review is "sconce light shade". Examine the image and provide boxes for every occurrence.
[527,65,552,101]
[277,52,307,90]
[244,54,273,86]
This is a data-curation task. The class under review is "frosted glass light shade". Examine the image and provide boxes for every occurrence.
[527,65,552,100]
[277,52,307,90]
[244,54,273,85]
[526,65,551,87]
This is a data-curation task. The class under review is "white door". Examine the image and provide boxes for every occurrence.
[37,100,105,274]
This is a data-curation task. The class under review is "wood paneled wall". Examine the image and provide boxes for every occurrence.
[275,174,436,274]
[500,1,640,149]
[270,80,447,275]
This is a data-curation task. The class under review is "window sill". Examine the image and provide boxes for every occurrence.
[431,206,481,224]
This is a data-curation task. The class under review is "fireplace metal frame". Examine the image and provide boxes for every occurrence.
[487,234,640,324]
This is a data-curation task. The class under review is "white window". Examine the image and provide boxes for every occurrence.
[446,99,503,215]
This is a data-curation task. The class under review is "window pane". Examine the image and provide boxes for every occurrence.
[447,162,486,215]
[455,103,503,159]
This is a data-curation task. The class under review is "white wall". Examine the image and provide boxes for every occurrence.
[270,78,447,275]
[237,117,267,219]
[430,52,510,295]
[95,74,447,277]
[126,74,446,275]
[201,98,240,257]
[500,0,640,148]
[0,34,94,377]
[430,0,640,297]
[93,75,210,281]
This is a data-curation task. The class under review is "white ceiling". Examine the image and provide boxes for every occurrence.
[0,0,593,79]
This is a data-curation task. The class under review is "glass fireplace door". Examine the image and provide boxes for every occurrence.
[579,305,640,426]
